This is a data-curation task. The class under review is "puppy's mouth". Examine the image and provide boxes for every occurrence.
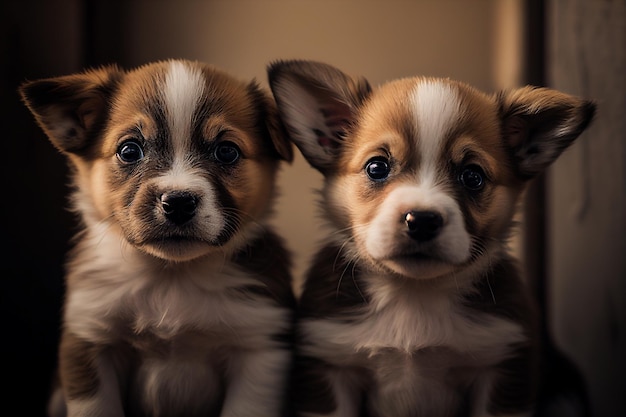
[394,251,439,262]
[389,251,451,267]
[157,235,209,244]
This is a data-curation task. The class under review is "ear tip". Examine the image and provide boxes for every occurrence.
[282,143,295,163]
[17,79,57,109]
[17,78,40,98]
[18,79,31,91]
[266,59,284,76]
[578,99,597,130]
[583,99,597,119]
[17,82,30,103]
[267,60,299,88]
[267,59,305,76]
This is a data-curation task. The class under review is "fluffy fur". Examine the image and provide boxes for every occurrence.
[20,59,295,417]
[268,59,595,417]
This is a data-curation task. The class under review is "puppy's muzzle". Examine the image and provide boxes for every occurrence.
[161,191,198,225]
[404,210,443,242]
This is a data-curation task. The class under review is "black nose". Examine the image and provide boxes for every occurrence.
[161,191,198,225]
[404,210,443,241]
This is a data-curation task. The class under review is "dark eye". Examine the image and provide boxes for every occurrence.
[365,157,391,181]
[116,140,144,164]
[214,141,241,164]
[459,165,486,191]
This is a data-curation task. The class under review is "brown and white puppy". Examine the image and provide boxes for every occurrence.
[20,59,295,417]
[268,60,595,417]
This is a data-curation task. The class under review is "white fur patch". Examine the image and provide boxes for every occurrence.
[138,356,221,414]
[163,60,205,155]
[410,81,461,184]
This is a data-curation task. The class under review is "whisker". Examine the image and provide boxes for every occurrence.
[329,224,371,303]
[486,276,496,304]
[336,258,352,298]
[333,238,353,272]
[350,260,366,303]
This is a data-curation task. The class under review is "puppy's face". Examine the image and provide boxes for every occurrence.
[329,78,523,279]
[269,60,595,280]
[21,60,292,262]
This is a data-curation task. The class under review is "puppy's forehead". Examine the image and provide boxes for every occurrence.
[161,60,206,146]
[409,80,461,164]
[355,78,500,164]
[115,60,255,132]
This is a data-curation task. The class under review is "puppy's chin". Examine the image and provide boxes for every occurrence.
[378,255,462,281]
[139,239,218,262]
[135,226,258,262]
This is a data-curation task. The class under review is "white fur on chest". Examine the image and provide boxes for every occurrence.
[301,271,525,365]
[64,225,288,347]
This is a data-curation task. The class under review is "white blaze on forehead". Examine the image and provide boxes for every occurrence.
[409,81,461,184]
[163,60,206,157]
[159,62,225,236]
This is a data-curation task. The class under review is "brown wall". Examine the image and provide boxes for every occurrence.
[1,1,83,415]
[547,1,626,417]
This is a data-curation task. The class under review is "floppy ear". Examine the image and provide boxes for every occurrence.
[19,66,121,155]
[267,59,372,174]
[498,86,596,179]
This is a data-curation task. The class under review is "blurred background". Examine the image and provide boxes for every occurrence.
[1,1,623,416]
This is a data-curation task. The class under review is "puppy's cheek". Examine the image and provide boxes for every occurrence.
[467,185,520,241]
[231,160,277,219]
[326,175,364,231]
[433,207,472,263]
[361,201,403,260]
[89,160,116,220]
[124,184,159,243]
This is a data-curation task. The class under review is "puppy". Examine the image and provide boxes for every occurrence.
[268,59,595,417]
[20,59,295,417]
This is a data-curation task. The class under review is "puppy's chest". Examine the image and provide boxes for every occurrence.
[124,287,255,347]
[66,261,285,347]
[301,280,525,366]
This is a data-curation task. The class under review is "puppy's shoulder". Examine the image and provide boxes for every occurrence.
[233,228,295,308]
[298,243,369,319]
[462,254,537,328]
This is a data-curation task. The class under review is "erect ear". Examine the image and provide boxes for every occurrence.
[267,59,372,174]
[498,86,596,179]
[19,65,122,155]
